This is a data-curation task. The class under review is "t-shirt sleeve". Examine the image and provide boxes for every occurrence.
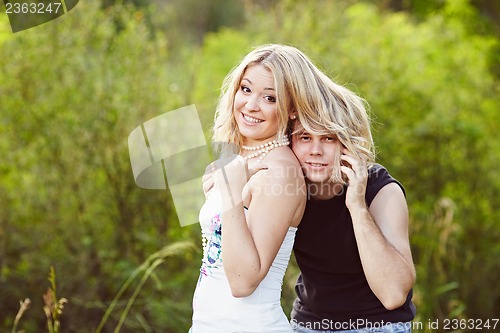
[365,163,405,207]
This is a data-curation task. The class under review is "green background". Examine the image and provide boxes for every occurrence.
[0,0,498,332]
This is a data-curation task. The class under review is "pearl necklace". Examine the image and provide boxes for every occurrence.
[241,138,290,163]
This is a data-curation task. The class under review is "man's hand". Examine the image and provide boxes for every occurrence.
[340,148,368,211]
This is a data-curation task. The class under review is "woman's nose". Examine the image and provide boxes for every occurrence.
[245,95,260,111]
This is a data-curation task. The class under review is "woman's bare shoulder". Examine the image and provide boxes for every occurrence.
[265,146,301,167]
[260,147,303,181]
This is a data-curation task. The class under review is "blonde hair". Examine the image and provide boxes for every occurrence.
[293,73,375,159]
[213,44,318,146]
[212,44,375,175]
[289,54,376,184]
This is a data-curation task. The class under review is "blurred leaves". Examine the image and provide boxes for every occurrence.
[0,0,499,332]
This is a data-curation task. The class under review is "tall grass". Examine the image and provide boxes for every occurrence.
[10,267,68,333]
[11,299,31,333]
[412,198,465,331]
[94,240,196,333]
[10,241,195,333]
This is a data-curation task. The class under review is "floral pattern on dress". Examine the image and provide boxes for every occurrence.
[200,213,222,277]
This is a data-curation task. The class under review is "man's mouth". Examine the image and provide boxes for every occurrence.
[307,162,328,167]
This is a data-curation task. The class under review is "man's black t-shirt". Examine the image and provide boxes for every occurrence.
[291,164,416,329]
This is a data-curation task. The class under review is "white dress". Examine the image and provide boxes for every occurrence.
[190,185,297,333]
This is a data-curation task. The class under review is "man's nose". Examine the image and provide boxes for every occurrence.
[310,141,323,155]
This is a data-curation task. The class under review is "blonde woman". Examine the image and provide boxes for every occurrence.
[190,44,314,332]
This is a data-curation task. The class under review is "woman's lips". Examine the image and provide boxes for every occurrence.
[241,112,264,124]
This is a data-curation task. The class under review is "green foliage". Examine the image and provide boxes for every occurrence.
[1,0,499,332]
[0,2,199,332]
[95,241,196,333]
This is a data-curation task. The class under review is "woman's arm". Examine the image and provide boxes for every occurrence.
[215,155,305,297]
[341,151,416,310]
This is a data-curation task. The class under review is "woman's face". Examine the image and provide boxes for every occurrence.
[292,126,343,185]
[233,64,280,146]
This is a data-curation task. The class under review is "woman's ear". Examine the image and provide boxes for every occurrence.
[290,113,297,120]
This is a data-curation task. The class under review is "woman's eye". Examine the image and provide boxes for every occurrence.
[264,95,276,103]
[241,86,251,93]
[299,136,311,142]
[324,136,337,142]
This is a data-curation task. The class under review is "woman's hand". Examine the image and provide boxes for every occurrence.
[214,155,248,209]
[202,158,268,198]
[202,163,216,198]
[340,148,368,211]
